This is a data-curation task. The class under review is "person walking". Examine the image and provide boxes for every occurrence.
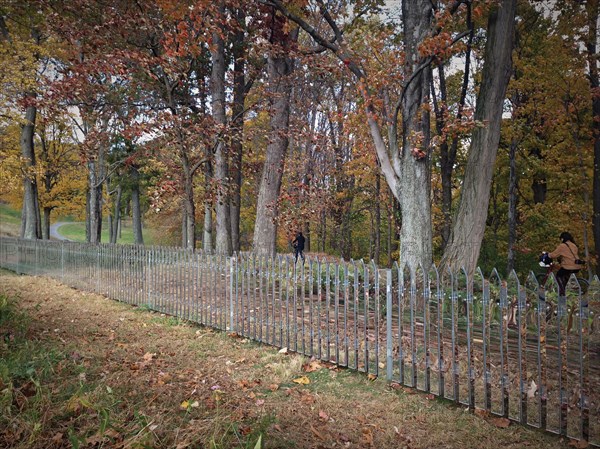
[292,231,305,264]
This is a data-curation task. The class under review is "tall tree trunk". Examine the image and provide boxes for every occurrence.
[181,166,196,249]
[203,155,214,253]
[441,0,516,273]
[586,0,600,275]
[393,0,433,269]
[253,19,297,255]
[87,155,104,244]
[42,207,51,240]
[387,196,393,267]
[211,5,232,255]
[182,209,188,248]
[20,103,40,240]
[40,136,52,240]
[506,139,518,275]
[229,8,246,253]
[110,184,122,244]
[374,172,381,264]
[130,165,144,245]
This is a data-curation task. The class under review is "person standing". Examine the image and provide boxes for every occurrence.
[292,231,305,263]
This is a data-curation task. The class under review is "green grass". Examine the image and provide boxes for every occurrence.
[0,203,21,225]
[57,221,153,245]
[0,202,153,245]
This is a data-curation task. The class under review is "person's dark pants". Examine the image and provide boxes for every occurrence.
[294,247,304,263]
[556,268,580,296]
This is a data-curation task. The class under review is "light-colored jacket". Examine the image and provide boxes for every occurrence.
[549,241,581,270]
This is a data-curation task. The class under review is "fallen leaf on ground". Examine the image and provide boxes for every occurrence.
[292,376,310,385]
[489,417,511,428]
[361,427,374,447]
[300,392,316,404]
[319,410,329,421]
[367,373,377,381]
[302,360,322,372]
[278,347,288,354]
[474,408,490,418]
[569,440,589,448]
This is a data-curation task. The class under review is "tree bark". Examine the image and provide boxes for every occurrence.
[20,103,40,240]
[130,165,144,245]
[253,18,297,255]
[585,0,600,275]
[87,155,104,244]
[441,0,516,273]
[390,0,433,270]
[110,184,122,244]
[229,8,246,253]
[374,172,381,263]
[203,153,214,253]
[181,159,196,249]
[506,139,518,275]
[211,6,232,255]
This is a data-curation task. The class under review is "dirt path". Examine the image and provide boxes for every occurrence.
[49,222,72,241]
[0,270,573,449]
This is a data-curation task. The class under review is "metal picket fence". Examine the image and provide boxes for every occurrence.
[0,236,598,446]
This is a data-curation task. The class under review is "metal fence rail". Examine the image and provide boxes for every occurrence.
[0,237,598,446]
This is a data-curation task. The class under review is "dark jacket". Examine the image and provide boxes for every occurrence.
[293,234,305,250]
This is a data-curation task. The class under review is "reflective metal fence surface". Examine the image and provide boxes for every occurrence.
[1,237,598,446]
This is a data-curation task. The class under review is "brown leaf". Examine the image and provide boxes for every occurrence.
[269,384,279,392]
[474,408,490,418]
[489,417,511,428]
[318,410,329,421]
[426,394,435,400]
[361,427,374,447]
[300,392,316,404]
[569,440,589,448]
[367,373,377,381]
[302,360,323,373]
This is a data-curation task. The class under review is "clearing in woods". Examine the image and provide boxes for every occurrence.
[0,269,573,449]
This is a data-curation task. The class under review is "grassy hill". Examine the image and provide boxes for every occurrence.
[0,203,153,244]
[0,203,21,237]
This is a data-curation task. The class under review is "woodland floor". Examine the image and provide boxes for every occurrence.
[0,269,578,449]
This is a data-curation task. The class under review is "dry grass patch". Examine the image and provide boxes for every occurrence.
[0,269,575,449]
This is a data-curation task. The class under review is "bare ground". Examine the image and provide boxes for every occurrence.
[0,270,576,449]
